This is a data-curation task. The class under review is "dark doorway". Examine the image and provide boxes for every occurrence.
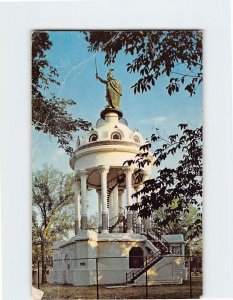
[129,247,144,268]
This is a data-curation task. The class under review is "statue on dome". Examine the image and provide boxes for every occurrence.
[96,69,122,110]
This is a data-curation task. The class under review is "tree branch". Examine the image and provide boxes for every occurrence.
[170,71,202,78]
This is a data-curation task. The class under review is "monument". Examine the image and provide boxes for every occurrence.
[96,69,122,109]
[52,70,186,286]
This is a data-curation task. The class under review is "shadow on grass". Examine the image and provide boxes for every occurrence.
[39,277,202,299]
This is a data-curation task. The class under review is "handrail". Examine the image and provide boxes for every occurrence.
[109,210,125,223]
[107,173,126,199]
[126,251,161,283]
[118,206,126,216]
[108,214,126,233]
[109,215,119,223]
[146,229,171,254]
[126,230,175,283]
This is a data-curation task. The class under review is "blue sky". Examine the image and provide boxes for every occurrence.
[32,31,202,215]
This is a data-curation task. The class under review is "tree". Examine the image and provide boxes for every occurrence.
[32,31,91,155]
[32,166,74,283]
[84,30,202,96]
[87,212,99,230]
[127,124,202,242]
[151,203,202,256]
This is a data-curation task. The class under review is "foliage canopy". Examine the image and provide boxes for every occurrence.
[85,30,202,96]
[32,31,91,155]
[32,166,74,283]
[128,124,202,241]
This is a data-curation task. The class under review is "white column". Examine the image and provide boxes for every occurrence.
[125,167,134,233]
[79,169,88,230]
[97,190,102,232]
[118,189,124,233]
[118,189,123,212]
[98,165,109,233]
[73,177,81,234]
[135,184,143,234]
[143,171,151,232]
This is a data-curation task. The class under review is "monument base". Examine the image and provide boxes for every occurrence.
[52,231,186,286]
[100,107,123,120]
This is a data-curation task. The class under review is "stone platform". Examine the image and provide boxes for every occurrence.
[52,231,186,286]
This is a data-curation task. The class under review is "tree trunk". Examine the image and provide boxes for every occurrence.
[41,240,47,284]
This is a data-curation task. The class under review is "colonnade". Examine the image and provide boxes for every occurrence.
[73,165,151,234]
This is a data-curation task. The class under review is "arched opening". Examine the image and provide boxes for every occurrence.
[133,135,140,143]
[89,134,98,142]
[111,132,121,140]
[129,247,144,268]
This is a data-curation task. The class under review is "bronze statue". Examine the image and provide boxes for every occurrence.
[96,69,122,110]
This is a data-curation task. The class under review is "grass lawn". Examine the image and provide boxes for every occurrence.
[39,277,202,299]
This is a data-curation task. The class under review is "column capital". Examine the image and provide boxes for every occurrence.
[74,175,81,186]
[98,165,110,174]
[124,166,135,174]
[78,169,89,178]
[74,173,79,181]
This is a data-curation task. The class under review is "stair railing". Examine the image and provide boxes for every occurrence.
[126,251,161,284]
[107,173,126,202]
[146,229,171,254]
[108,213,126,233]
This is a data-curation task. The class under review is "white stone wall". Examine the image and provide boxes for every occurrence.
[52,233,149,285]
[52,235,186,286]
[74,147,147,172]
[135,256,186,285]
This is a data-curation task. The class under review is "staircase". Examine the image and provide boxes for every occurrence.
[145,229,171,255]
[126,230,172,284]
[108,213,126,233]
[106,173,126,233]
[126,251,163,284]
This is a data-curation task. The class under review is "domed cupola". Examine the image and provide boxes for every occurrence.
[70,107,145,171]
[82,108,143,146]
